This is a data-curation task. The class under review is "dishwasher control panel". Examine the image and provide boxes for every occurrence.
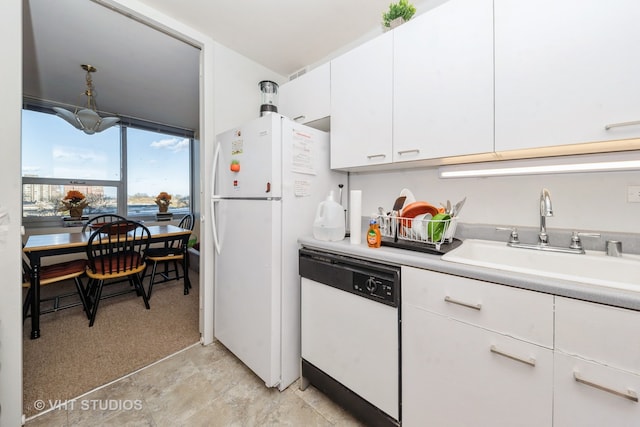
[299,248,400,307]
[353,272,396,304]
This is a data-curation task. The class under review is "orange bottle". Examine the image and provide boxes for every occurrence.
[367,218,382,248]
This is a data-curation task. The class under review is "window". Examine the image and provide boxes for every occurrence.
[22,107,193,226]
[126,127,190,216]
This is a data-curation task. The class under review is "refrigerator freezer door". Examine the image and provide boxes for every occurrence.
[214,198,283,387]
[214,115,282,198]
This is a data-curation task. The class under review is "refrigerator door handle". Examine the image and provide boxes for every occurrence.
[211,141,222,254]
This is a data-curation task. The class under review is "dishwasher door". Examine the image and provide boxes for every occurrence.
[299,248,400,425]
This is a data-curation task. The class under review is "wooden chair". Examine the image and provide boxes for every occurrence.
[22,255,90,322]
[82,214,127,232]
[142,213,194,298]
[85,220,151,327]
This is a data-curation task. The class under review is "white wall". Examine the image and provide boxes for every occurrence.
[350,166,640,234]
[0,0,24,425]
[213,43,285,133]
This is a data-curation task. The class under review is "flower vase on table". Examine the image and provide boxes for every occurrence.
[69,207,85,218]
[60,190,90,226]
[155,192,173,221]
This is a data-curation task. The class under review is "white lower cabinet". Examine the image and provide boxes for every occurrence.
[554,352,640,427]
[401,267,640,426]
[402,307,553,427]
[553,296,640,426]
[401,266,554,426]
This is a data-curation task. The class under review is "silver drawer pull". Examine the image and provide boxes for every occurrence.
[605,120,640,130]
[490,345,536,367]
[444,295,481,310]
[397,149,420,155]
[366,153,387,160]
[293,115,306,121]
[574,372,638,403]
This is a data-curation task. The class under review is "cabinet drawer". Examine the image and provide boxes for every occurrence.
[556,297,640,375]
[403,307,553,427]
[554,351,640,427]
[402,266,553,347]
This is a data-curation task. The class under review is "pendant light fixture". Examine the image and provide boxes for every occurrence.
[52,64,120,135]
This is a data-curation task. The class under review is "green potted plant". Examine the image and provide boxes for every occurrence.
[382,0,416,29]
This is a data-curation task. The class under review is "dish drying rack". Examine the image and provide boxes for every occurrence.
[377,214,461,254]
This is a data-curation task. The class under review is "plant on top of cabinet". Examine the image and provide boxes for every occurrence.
[382,0,416,29]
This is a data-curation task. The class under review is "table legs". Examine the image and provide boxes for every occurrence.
[28,254,41,339]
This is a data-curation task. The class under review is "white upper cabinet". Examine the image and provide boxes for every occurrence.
[330,31,393,169]
[279,63,330,127]
[393,0,494,162]
[495,0,640,152]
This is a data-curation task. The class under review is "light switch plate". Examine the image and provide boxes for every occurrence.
[627,186,640,203]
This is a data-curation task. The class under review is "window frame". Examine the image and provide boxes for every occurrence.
[22,103,195,228]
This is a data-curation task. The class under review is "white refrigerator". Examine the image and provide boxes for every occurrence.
[211,113,346,390]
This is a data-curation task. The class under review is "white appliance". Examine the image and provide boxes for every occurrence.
[211,113,346,390]
[299,248,401,426]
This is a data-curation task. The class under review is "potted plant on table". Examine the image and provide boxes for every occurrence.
[155,192,172,213]
[382,0,416,30]
[60,190,89,218]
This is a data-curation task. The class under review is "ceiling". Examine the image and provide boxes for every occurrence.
[23,0,438,131]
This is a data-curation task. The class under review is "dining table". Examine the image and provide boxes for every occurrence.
[23,224,193,339]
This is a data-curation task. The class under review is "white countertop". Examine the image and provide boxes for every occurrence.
[298,236,640,311]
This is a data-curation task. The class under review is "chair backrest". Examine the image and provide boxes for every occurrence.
[82,214,128,232]
[178,213,195,231]
[86,220,150,276]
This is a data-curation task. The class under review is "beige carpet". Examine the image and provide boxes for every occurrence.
[22,271,200,418]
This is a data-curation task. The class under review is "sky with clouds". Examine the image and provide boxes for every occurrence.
[22,110,190,197]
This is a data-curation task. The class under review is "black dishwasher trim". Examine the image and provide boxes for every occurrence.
[302,359,400,427]
[299,248,400,307]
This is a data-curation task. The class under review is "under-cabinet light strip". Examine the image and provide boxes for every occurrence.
[440,160,640,178]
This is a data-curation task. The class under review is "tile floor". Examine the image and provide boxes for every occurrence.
[25,341,365,426]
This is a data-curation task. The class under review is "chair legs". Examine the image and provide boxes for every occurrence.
[144,258,190,299]
[88,279,105,327]
[87,274,150,327]
[22,277,91,322]
[74,277,91,320]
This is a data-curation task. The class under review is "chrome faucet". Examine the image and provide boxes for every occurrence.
[538,188,553,245]
[497,188,602,255]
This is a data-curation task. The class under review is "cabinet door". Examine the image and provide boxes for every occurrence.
[279,63,330,126]
[495,0,640,152]
[330,31,393,169]
[555,296,640,375]
[554,352,640,427]
[393,0,494,161]
[402,307,553,427]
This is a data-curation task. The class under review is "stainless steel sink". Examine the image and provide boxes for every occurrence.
[441,239,640,292]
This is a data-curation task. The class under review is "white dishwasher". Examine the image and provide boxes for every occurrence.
[299,248,401,427]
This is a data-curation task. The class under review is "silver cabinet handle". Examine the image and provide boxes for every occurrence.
[293,115,306,121]
[444,295,481,310]
[366,154,387,160]
[574,372,638,403]
[490,345,536,367]
[397,149,420,155]
[605,120,640,130]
